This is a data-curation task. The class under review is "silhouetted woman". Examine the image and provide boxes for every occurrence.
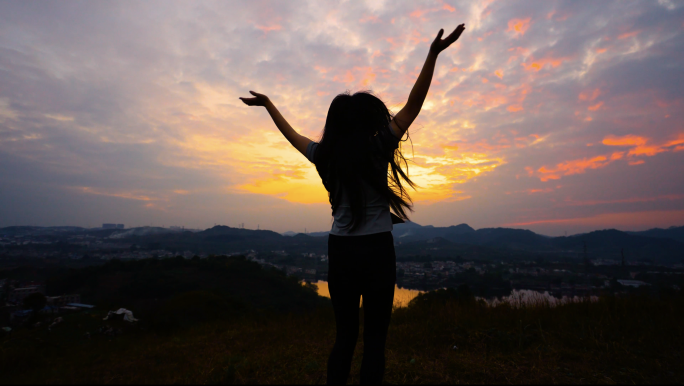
[241,23,465,384]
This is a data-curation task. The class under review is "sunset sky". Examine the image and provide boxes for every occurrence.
[1,0,683,235]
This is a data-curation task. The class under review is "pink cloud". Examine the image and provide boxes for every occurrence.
[507,18,531,37]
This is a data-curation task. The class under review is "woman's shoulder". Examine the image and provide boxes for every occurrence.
[306,141,318,163]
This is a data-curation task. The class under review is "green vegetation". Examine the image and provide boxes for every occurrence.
[1,256,683,384]
[45,256,327,328]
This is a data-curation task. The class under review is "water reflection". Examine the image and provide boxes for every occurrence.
[310,282,598,309]
[313,280,423,308]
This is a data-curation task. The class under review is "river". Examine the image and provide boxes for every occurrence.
[312,280,424,308]
[311,281,598,308]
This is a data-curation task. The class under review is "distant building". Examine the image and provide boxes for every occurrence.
[8,286,44,303]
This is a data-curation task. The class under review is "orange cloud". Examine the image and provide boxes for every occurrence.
[522,56,569,71]
[527,188,554,194]
[532,153,620,181]
[664,133,684,148]
[579,88,601,101]
[628,145,668,157]
[353,66,377,86]
[587,101,604,111]
[494,69,503,79]
[507,18,531,37]
[618,30,640,39]
[602,134,681,157]
[602,134,647,147]
[443,3,455,12]
[531,133,684,181]
[255,24,282,34]
[507,104,523,112]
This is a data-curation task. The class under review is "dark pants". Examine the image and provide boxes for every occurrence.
[326,231,396,385]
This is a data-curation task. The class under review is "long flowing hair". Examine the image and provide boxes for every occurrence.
[314,91,416,231]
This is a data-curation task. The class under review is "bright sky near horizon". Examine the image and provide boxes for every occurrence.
[1,0,683,235]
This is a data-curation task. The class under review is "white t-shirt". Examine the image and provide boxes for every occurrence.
[306,129,401,236]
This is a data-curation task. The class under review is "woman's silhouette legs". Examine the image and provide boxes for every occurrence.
[327,232,396,385]
[359,274,395,384]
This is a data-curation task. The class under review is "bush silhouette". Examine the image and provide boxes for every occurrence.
[23,293,46,312]
[408,284,476,309]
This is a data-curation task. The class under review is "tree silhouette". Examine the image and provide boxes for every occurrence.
[23,293,46,313]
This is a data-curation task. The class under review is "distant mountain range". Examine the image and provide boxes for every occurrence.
[280,222,684,263]
[285,222,684,243]
[627,226,684,243]
[3,223,683,263]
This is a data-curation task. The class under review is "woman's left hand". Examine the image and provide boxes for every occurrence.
[429,23,466,56]
[239,91,270,107]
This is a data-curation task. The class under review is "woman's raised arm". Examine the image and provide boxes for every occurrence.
[239,91,311,156]
[390,23,466,139]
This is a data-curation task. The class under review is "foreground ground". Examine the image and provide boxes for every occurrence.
[1,293,683,384]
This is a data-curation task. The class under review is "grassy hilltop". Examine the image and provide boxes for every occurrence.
[1,257,683,384]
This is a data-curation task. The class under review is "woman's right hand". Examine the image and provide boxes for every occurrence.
[239,91,270,107]
[429,23,466,56]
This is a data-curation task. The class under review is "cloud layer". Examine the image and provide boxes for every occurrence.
[1,0,683,235]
